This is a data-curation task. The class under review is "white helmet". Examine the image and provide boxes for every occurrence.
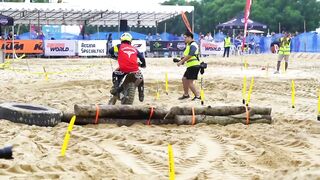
[120,32,133,42]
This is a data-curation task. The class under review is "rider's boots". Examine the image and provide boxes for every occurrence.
[138,80,144,102]
[110,73,119,95]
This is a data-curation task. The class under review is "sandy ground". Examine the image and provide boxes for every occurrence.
[0,53,320,179]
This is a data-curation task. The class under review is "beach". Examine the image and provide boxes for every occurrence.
[0,53,320,179]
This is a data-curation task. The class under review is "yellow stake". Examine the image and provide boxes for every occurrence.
[242,76,247,105]
[61,115,76,157]
[317,88,320,115]
[291,80,295,108]
[246,77,254,106]
[244,59,248,69]
[282,61,286,74]
[43,66,49,81]
[200,89,205,104]
[155,80,160,100]
[165,73,169,95]
[168,144,175,180]
[200,75,205,105]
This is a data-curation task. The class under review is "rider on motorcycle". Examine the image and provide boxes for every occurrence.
[109,32,146,102]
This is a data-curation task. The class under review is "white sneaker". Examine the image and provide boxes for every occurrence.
[274,71,280,74]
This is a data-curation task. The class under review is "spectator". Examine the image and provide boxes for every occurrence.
[84,33,90,40]
[6,31,13,40]
[107,33,113,54]
[37,31,45,40]
[155,33,161,41]
[204,32,213,41]
[145,33,153,46]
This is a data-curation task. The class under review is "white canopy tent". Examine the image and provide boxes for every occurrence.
[0,2,194,28]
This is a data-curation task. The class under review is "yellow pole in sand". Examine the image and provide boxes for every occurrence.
[43,66,49,81]
[168,144,175,180]
[291,80,295,108]
[155,80,160,100]
[317,88,320,121]
[61,115,76,156]
[165,73,169,95]
[242,76,247,105]
[246,77,254,106]
[200,74,205,105]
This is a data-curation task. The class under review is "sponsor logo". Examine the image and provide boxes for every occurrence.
[81,43,96,48]
[153,42,161,48]
[47,43,70,52]
[0,40,43,53]
[122,47,137,58]
[0,18,8,25]
[133,43,142,48]
[80,42,105,54]
[202,42,222,51]
[81,49,105,54]
[177,42,186,50]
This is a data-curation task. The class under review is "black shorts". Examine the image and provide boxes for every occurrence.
[183,66,200,80]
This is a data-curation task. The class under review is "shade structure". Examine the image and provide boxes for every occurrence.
[216,13,267,30]
[248,29,264,34]
[0,2,194,27]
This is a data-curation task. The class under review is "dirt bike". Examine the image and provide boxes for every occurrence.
[108,72,141,105]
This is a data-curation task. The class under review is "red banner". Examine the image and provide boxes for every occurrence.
[242,0,252,50]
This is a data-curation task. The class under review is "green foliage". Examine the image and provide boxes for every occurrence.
[160,0,320,33]
[4,0,320,35]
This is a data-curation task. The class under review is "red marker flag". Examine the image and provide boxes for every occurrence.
[181,11,192,33]
[242,0,252,51]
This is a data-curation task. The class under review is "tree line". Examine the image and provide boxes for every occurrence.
[159,0,320,34]
[3,0,320,35]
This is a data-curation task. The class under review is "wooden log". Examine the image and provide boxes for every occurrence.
[62,112,271,126]
[164,106,272,119]
[63,105,273,126]
[62,116,173,126]
[251,106,272,115]
[74,104,168,119]
[174,115,272,126]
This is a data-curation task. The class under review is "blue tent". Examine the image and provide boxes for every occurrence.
[59,33,79,40]
[17,32,37,40]
[159,32,178,41]
[215,32,225,42]
[291,32,319,52]
[90,31,147,40]
[17,32,79,40]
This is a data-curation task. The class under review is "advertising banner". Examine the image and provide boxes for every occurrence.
[111,40,147,53]
[200,40,224,55]
[0,40,43,54]
[78,40,107,56]
[44,40,76,56]
[150,41,186,52]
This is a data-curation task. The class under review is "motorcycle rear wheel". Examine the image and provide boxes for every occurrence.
[121,82,136,105]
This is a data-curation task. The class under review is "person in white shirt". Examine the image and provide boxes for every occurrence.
[204,32,213,41]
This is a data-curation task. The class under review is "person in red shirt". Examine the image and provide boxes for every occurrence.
[109,32,146,102]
